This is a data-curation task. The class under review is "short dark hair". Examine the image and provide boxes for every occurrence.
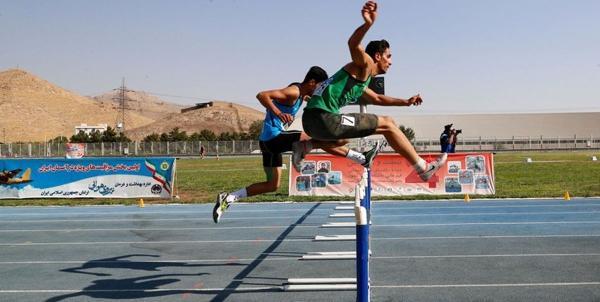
[302,66,328,84]
[365,39,390,60]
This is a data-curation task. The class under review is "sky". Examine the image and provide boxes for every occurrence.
[1,0,599,115]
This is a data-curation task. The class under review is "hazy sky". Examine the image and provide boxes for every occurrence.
[1,0,599,114]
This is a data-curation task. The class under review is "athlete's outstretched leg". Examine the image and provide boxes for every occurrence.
[374,115,446,181]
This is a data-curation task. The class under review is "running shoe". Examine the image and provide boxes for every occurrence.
[291,141,306,172]
[361,141,383,169]
[212,192,230,223]
[418,153,448,181]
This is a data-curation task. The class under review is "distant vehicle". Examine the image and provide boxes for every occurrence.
[0,168,32,185]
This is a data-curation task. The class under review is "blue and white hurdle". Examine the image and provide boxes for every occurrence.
[355,168,372,302]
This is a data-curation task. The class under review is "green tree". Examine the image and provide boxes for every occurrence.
[88,130,103,143]
[49,136,69,144]
[399,125,416,142]
[248,120,263,140]
[70,131,90,143]
[168,127,188,142]
[218,132,234,141]
[116,132,132,142]
[199,129,217,141]
[143,133,161,142]
[188,132,202,141]
[159,133,170,142]
[101,126,118,142]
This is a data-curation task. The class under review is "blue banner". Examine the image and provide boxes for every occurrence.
[0,157,176,199]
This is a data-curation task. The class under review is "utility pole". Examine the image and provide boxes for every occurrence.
[113,78,134,134]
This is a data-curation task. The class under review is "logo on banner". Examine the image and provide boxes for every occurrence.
[145,160,172,194]
[151,184,163,194]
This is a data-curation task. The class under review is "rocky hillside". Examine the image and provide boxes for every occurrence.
[0,69,265,142]
[0,69,154,142]
[92,90,184,121]
[125,101,264,140]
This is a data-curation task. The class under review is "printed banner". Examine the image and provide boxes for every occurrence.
[0,157,176,199]
[65,143,85,159]
[289,153,494,196]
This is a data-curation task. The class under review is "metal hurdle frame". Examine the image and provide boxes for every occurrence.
[355,168,371,302]
[355,99,374,302]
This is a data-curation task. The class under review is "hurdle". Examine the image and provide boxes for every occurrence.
[355,168,371,302]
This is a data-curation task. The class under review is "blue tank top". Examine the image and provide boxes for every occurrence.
[259,84,303,141]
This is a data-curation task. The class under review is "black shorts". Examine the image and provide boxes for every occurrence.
[302,108,378,140]
[259,131,302,167]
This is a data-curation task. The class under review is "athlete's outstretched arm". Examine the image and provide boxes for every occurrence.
[348,1,377,69]
[256,85,300,124]
[361,88,423,107]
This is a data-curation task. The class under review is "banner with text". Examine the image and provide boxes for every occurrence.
[0,157,175,199]
[289,153,494,196]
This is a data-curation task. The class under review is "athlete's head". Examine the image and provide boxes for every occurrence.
[302,66,329,93]
[366,39,391,75]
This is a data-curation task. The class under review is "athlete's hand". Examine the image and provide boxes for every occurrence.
[362,1,378,26]
[276,111,294,124]
[407,94,423,106]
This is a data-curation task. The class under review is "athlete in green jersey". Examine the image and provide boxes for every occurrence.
[298,0,447,182]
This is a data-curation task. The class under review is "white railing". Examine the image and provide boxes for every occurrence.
[0,135,598,158]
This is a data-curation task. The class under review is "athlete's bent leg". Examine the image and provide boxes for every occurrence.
[246,167,282,196]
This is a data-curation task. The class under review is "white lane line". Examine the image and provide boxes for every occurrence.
[375,210,600,217]
[372,253,600,259]
[0,257,295,265]
[373,282,600,288]
[0,225,318,232]
[0,287,282,293]
[2,253,600,265]
[2,234,599,246]
[374,234,600,241]
[1,234,599,246]
[372,203,600,210]
[2,210,599,224]
[376,221,600,227]
[0,215,319,222]
[1,202,599,217]
[0,238,313,246]
[0,208,335,217]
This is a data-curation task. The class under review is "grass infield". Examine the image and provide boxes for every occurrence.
[1,151,598,206]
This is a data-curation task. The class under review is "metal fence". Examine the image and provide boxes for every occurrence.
[0,135,598,158]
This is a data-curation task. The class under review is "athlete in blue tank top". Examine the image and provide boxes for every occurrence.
[258,83,303,142]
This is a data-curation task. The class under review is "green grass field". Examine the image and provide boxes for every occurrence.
[1,151,598,206]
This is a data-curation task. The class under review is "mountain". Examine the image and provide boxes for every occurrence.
[0,69,154,142]
[92,90,184,121]
[125,101,264,140]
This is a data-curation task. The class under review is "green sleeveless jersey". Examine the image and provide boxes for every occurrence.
[305,68,371,114]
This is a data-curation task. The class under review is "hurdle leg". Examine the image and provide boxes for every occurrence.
[355,168,371,302]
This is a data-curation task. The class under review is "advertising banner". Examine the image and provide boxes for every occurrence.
[289,153,494,196]
[65,143,85,159]
[0,157,175,199]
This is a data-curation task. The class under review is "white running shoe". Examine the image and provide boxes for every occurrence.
[212,192,230,223]
[418,153,448,181]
